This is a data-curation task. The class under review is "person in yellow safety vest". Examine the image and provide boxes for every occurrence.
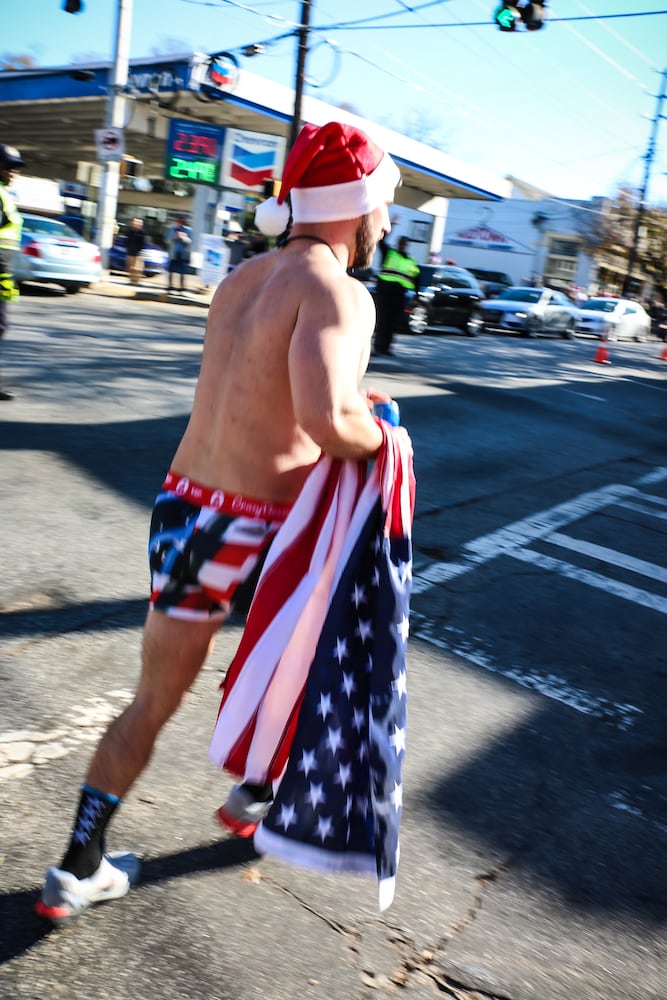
[373,235,420,357]
[0,143,24,401]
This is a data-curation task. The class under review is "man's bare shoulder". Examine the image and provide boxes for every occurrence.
[207,244,375,337]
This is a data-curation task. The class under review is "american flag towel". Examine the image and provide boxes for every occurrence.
[209,422,415,909]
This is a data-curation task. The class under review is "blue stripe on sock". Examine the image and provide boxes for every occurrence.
[82,783,121,805]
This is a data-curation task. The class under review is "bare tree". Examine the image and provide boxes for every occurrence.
[582,184,667,299]
[0,52,38,71]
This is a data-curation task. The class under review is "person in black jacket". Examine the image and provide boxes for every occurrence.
[125,217,146,285]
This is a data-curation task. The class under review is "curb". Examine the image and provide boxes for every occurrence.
[85,280,214,308]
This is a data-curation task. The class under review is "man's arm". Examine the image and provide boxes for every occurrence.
[289,275,383,460]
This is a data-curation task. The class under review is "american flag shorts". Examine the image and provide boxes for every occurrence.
[148,471,292,622]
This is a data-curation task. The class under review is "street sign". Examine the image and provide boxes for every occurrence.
[95,127,124,163]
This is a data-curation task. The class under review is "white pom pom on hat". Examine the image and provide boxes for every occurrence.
[254,121,401,236]
[254,196,291,237]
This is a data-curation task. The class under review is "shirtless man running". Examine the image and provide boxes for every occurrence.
[35,121,402,924]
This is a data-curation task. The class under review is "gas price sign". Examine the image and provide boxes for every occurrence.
[165,119,225,187]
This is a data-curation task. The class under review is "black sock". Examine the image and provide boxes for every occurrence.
[60,785,120,879]
[241,781,273,802]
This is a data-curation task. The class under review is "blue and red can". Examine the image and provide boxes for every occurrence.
[372,400,400,426]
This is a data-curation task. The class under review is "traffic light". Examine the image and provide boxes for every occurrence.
[493,1,547,31]
[521,1,546,29]
[493,3,520,30]
[63,0,84,12]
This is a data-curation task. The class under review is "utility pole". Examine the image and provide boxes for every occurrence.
[622,67,667,297]
[289,0,312,151]
[96,0,133,269]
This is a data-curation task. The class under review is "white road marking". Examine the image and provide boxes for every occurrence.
[411,615,642,731]
[638,467,667,486]
[616,499,667,521]
[412,483,637,595]
[547,531,667,584]
[608,790,667,835]
[411,466,667,726]
[560,389,607,402]
[509,546,667,615]
[413,469,667,603]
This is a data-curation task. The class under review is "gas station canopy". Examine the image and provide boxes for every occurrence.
[0,53,511,209]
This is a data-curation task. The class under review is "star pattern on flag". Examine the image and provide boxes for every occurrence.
[261,499,412,892]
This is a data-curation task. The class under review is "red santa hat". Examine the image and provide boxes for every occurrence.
[255,121,401,236]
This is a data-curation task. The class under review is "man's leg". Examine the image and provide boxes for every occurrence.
[86,610,219,797]
[373,284,390,353]
[374,283,399,354]
[383,287,405,354]
[36,610,219,922]
[127,255,139,284]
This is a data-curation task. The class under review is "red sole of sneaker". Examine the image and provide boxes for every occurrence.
[34,898,73,923]
[215,805,259,838]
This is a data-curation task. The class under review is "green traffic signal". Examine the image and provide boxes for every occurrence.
[494,3,519,31]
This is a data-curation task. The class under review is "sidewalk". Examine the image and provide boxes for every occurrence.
[88,271,215,308]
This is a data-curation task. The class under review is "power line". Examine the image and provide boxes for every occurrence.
[176,1,666,200]
[311,10,667,31]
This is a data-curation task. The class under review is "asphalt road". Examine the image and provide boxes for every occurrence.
[1,280,666,1000]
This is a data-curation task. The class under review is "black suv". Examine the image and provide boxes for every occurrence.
[405,265,485,336]
[466,267,513,298]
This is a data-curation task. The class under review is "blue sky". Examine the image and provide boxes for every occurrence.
[4,1,667,203]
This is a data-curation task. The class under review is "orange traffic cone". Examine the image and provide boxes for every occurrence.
[660,339,667,361]
[592,334,611,364]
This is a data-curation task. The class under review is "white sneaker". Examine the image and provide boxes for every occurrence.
[35,852,141,925]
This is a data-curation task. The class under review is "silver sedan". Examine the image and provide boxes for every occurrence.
[14,214,102,294]
[481,286,578,338]
[575,297,651,342]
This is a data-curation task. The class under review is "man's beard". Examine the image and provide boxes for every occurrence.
[352,214,377,269]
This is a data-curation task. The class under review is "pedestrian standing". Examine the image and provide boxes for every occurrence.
[124,217,146,285]
[35,120,405,924]
[165,214,192,293]
[0,143,24,400]
[373,236,420,356]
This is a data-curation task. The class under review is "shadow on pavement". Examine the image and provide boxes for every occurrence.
[0,596,148,639]
[0,838,258,964]
[421,665,666,922]
[0,415,188,509]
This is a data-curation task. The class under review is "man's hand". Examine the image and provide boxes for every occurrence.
[362,387,392,409]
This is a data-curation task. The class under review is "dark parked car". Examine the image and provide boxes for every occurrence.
[481,286,578,338]
[405,264,486,336]
[466,266,513,298]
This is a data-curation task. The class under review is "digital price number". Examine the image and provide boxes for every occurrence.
[165,120,225,187]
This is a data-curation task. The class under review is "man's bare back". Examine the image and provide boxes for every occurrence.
[171,231,383,504]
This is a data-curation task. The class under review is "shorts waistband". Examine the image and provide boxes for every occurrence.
[162,470,292,522]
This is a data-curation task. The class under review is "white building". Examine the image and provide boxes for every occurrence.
[437,178,611,296]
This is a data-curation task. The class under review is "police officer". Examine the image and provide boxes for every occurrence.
[0,143,24,400]
[373,235,420,357]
